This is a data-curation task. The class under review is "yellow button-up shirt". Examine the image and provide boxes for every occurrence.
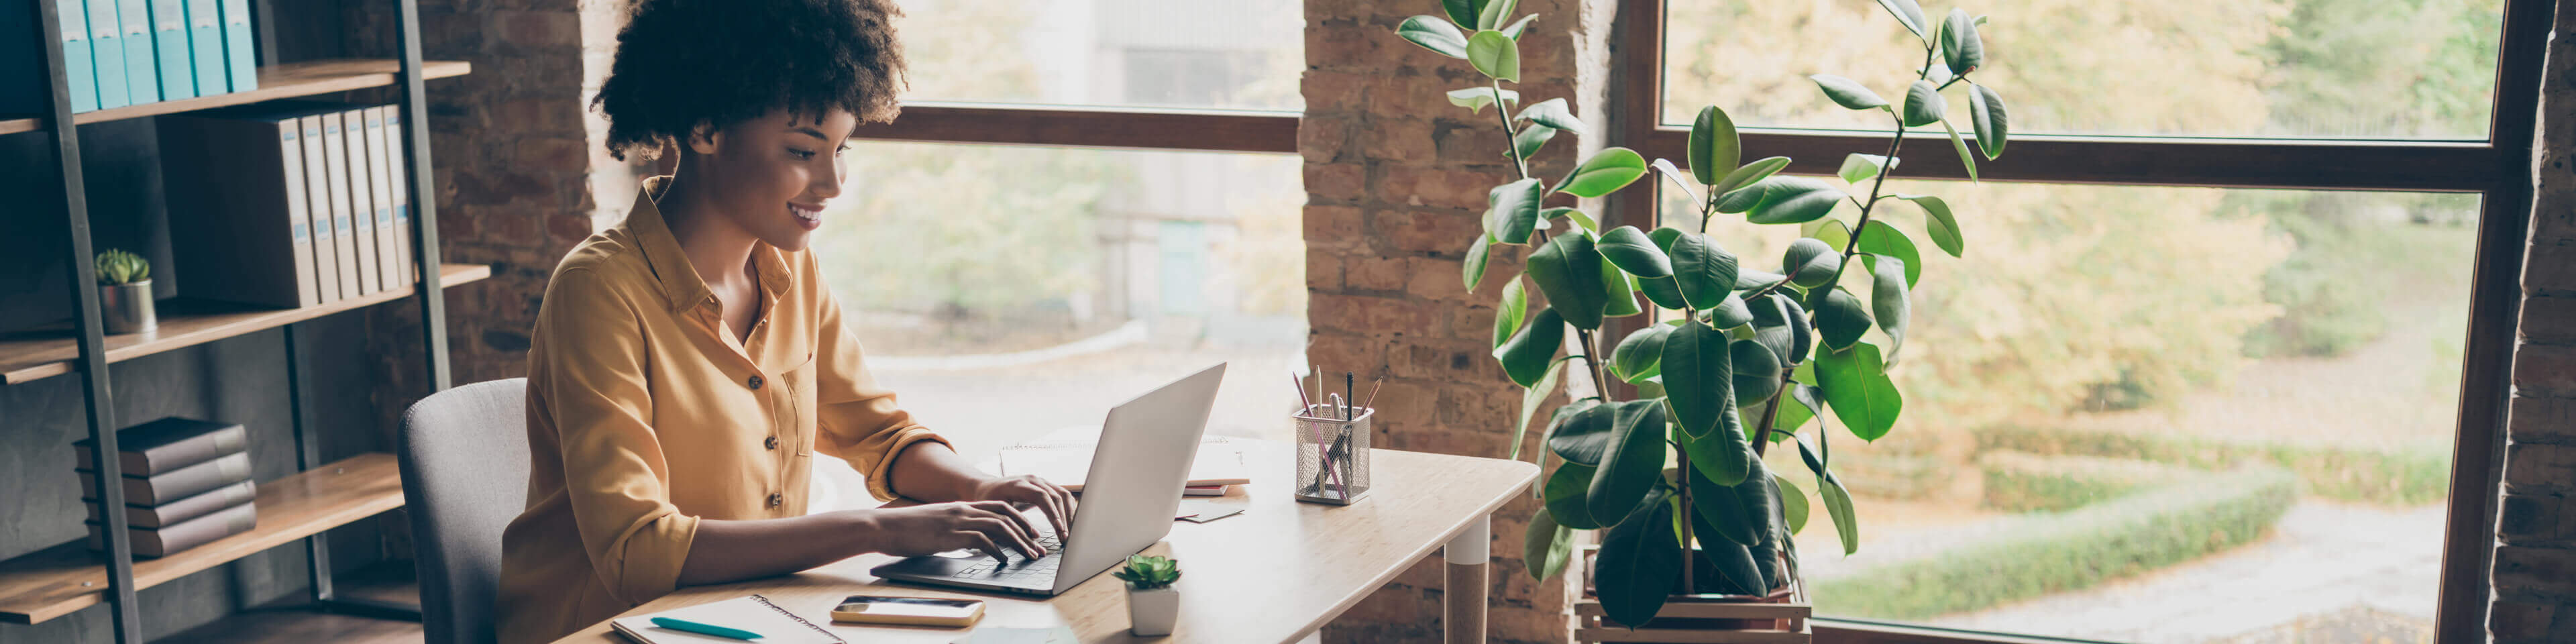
[497,177,946,644]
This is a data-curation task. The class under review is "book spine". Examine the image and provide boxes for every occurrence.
[90,501,256,557]
[299,115,339,303]
[88,479,253,528]
[343,109,380,294]
[56,0,97,113]
[85,0,127,109]
[147,0,189,100]
[117,0,154,103]
[321,112,360,297]
[366,107,398,290]
[72,422,244,478]
[182,0,219,96]
[217,0,249,92]
[385,109,415,284]
[282,119,317,307]
[95,450,249,505]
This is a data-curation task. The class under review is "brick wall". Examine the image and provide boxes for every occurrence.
[1303,1,1616,641]
[2491,5,2576,643]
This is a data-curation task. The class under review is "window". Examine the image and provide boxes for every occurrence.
[1621,0,2547,641]
[894,0,1302,111]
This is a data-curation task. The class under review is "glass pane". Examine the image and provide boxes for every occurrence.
[802,143,1305,510]
[1662,0,2503,139]
[1658,181,2477,641]
[897,0,1303,111]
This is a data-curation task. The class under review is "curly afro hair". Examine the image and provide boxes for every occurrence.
[592,0,908,160]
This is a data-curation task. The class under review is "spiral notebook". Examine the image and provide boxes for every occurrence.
[610,594,843,644]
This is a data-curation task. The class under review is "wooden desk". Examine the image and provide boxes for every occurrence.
[549,441,1537,644]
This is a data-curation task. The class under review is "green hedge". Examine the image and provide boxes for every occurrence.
[1809,466,2298,621]
[1977,451,2174,513]
[1977,424,2447,505]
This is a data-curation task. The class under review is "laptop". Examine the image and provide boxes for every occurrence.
[871,362,1228,596]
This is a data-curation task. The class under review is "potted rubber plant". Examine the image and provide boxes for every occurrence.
[1114,554,1183,637]
[95,248,156,335]
[1392,0,2008,637]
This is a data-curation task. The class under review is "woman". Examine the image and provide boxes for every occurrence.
[496,2,1075,642]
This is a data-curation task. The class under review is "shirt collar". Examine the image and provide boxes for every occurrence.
[623,176,715,312]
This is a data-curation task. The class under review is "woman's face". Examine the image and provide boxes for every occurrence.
[687,107,860,252]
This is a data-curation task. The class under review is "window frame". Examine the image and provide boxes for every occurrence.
[1603,1,2555,643]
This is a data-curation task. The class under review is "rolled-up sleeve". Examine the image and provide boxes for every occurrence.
[527,267,699,604]
[805,256,949,500]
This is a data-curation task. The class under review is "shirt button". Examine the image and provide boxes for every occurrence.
[764,435,780,450]
[766,492,784,508]
[748,375,765,390]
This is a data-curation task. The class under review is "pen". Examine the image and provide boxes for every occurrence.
[1344,372,1354,420]
[653,616,764,641]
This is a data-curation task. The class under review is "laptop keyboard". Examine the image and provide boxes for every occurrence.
[954,535,1065,580]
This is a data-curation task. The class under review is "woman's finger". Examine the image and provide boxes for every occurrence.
[960,531,1008,563]
[972,500,1043,554]
[967,517,1042,559]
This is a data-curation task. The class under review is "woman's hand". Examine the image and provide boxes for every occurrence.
[969,474,1077,538]
[851,501,1046,562]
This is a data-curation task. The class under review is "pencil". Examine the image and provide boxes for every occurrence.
[1361,376,1385,413]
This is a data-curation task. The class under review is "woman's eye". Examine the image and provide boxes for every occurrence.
[788,148,817,160]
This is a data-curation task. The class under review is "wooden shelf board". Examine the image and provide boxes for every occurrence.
[0,263,492,385]
[0,58,472,136]
[0,453,407,624]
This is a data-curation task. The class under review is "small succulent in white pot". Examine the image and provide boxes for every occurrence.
[95,249,155,335]
[1113,554,1182,637]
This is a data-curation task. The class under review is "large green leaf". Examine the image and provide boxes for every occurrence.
[1527,234,1607,330]
[1512,122,1556,160]
[1442,0,1481,28]
[1837,154,1894,185]
[1543,207,1596,234]
[1601,259,1644,318]
[1474,0,1517,29]
[1803,218,1852,252]
[1397,15,1470,58]
[1464,233,1495,293]
[1611,324,1672,384]
[1674,417,1751,488]
[1599,227,1672,278]
[1557,147,1647,198]
[1686,453,1761,547]
[1518,97,1585,134]
[1743,177,1844,225]
[1544,462,1602,529]
[1688,507,1769,596]
[1816,342,1902,441]
[1748,293,1796,366]
[1941,119,1980,181]
[1544,398,1611,466]
[1774,474,1810,535]
[1651,158,1703,203]
[1464,30,1519,81]
[1815,288,1872,351]
[1508,357,1565,461]
[1493,278,1529,348]
[1811,74,1888,110]
[1597,488,1683,627]
[1525,507,1575,581]
[1730,339,1782,407]
[1784,297,1814,365]
[1487,178,1544,244]
[1820,472,1860,555]
[1636,275,1688,310]
[1494,307,1564,387]
[1712,156,1792,198]
[1854,221,1922,287]
[1660,321,1733,439]
[1447,87,1517,113]
[1782,237,1841,288]
[1588,400,1670,521]
[1939,8,1984,74]
[1968,83,2008,160]
[1666,231,1737,309]
[1901,80,1945,127]
[1896,194,1963,257]
[1770,382,1824,439]
[1874,0,1929,44]
[1708,292,1755,328]
[1688,105,1741,186]
[1872,256,1911,358]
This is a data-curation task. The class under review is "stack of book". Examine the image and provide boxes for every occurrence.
[160,101,416,308]
[7,0,259,114]
[74,417,258,558]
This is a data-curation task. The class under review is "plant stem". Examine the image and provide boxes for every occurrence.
[1750,371,1791,458]
[1576,329,1611,401]
[1493,81,1529,180]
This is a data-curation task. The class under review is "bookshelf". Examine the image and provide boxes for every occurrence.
[16,1,466,641]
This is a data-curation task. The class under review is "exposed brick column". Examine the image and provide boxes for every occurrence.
[2491,4,2576,643]
[1303,1,1615,641]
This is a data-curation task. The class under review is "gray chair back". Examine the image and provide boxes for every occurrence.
[396,378,530,644]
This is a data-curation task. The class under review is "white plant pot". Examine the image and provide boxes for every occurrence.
[1126,586,1179,637]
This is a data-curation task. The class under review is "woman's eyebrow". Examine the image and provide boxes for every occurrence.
[788,126,830,142]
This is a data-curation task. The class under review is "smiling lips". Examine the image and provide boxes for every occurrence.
[789,203,823,230]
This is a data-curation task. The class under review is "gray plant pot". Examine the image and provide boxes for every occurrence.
[101,280,156,335]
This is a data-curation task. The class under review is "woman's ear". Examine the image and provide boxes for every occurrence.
[685,120,722,156]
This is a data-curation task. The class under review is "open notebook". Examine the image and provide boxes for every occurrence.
[997,435,1250,492]
[610,595,843,644]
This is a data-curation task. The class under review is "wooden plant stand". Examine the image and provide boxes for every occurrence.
[1573,547,1813,644]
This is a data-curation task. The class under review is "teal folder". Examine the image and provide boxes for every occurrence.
[117,0,154,103]
[55,0,98,112]
[148,0,189,99]
[85,0,127,108]
[182,0,219,95]
[0,0,44,115]
[217,0,251,92]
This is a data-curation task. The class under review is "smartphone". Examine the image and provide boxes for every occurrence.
[830,595,985,628]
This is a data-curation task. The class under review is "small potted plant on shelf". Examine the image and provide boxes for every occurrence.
[95,248,155,335]
[1113,554,1182,637]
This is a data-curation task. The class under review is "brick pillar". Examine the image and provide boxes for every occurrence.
[1303,1,1615,641]
[2491,5,2576,643]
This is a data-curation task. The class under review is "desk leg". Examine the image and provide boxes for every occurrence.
[1442,515,1490,644]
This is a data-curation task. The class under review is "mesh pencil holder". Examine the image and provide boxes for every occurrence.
[1293,404,1372,504]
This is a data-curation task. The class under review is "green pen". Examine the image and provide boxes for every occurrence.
[653,616,765,640]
